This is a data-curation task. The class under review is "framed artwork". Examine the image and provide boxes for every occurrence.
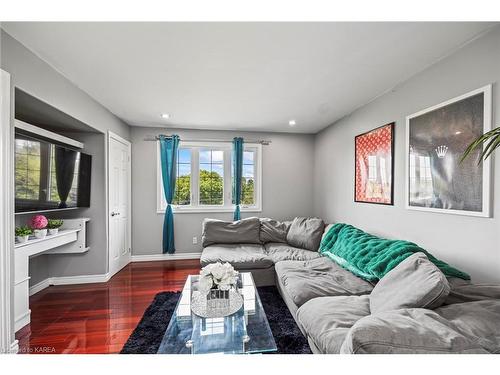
[355,122,394,205]
[406,85,492,217]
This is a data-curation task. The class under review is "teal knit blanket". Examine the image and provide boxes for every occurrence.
[319,223,470,282]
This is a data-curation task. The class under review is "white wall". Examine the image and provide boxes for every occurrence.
[314,26,500,283]
[131,127,315,255]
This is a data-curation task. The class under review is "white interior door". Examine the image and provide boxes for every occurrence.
[108,132,131,277]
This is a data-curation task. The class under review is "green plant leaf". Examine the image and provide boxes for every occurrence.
[460,126,500,164]
[482,135,500,161]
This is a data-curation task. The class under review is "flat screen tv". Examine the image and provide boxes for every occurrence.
[15,132,92,213]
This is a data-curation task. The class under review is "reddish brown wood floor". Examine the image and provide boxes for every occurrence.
[16,260,200,354]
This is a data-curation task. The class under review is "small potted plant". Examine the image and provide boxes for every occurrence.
[47,219,64,235]
[15,226,32,244]
[30,214,48,239]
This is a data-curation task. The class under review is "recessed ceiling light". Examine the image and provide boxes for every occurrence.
[161,113,170,119]
[288,120,296,126]
[455,131,462,135]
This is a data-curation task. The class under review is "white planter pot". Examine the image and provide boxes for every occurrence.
[33,229,47,239]
[16,235,29,244]
[48,228,59,235]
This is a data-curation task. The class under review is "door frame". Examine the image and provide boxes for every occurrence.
[0,69,18,353]
[107,131,132,278]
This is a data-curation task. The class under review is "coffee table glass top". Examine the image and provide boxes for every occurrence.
[157,272,277,354]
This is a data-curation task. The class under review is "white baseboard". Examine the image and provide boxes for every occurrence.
[131,252,202,262]
[14,310,30,332]
[29,272,111,296]
[27,252,200,297]
[29,278,51,296]
[10,339,19,354]
[50,272,111,285]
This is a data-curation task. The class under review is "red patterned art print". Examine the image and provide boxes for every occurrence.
[355,123,394,205]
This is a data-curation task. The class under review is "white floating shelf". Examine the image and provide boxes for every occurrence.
[14,217,90,332]
[15,229,80,253]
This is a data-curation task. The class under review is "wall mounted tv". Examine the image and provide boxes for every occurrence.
[15,132,92,213]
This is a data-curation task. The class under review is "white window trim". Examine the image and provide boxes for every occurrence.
[156,141,262,214]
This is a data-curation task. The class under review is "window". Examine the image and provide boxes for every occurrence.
[173,149,191,205]
[15,138,79,205]
[242,151,255,205]
[199,149,224,205]
[157,141,262,213]
[15,138,42,200]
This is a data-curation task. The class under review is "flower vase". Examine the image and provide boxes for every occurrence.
[48,228,59,235]
[33,229,47,239]
[206,288,230,310]
[16,235,29,244]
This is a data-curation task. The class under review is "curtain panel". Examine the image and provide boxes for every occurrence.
[232,137,244,221]
[159,134,180,254]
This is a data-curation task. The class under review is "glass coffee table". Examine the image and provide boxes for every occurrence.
[157,272,277,354]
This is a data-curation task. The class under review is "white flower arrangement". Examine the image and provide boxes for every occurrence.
[199,262,238,293]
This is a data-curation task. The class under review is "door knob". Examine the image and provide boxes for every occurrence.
[111,212,120,217]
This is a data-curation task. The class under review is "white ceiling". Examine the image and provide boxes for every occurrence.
[2,22,497,133]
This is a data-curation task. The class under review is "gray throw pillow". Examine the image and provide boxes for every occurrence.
[286,217,325,252]
[370,252,451,314]
[259,218,291,243]
[202,217,261,247]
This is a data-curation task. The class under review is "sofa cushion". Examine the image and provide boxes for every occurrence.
[275,257,374,308]
[202,217,261,247]
[370,252,450,314]
[265,243,322,263]
[340,308,489,354]
[434,299,500,353]
[286,217,325,251]
[259,218,291,244]
[297,295,371,354]
[444,281,500,305]
[200,244,273,270]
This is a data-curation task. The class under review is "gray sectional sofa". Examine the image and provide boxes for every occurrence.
[201,217,327,287]
[200,217,500,354]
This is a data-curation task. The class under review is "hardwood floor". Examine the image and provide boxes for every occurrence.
[16,260,201,354]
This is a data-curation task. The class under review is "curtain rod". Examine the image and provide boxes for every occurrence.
[143,135,271,145]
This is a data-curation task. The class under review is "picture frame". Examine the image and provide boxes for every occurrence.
[354,122,395,205]
[405,85,492,217]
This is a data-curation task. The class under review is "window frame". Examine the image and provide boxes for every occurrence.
[156,141,262,214]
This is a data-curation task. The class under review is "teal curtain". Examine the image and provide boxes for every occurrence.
[232,137,244,221]
[159,135,180,254]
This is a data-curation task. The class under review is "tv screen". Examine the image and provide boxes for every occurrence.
[15,133,92,213]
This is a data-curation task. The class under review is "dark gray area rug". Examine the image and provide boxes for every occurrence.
[120,286,312,354]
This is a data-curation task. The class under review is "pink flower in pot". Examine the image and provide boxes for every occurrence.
[30,215,48,239]
[30,215,48,229]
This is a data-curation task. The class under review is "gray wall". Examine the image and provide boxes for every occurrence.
[0,30,130,139]
[17,133,106,285]
[314,26,500,283]
[2,30,131,284]
[132,127,315,255]
[48,133,107,278]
